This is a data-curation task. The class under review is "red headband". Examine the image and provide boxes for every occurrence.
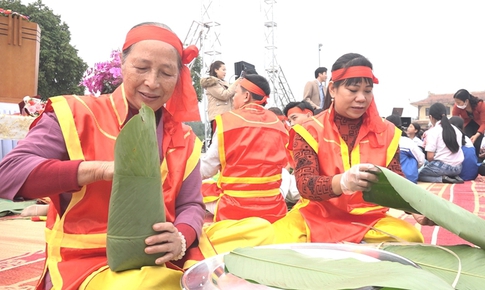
[122,25,200,122]
[240,78,269,105]
[331,66,379,84]
[287,107,313,117]
[123,26,198,64]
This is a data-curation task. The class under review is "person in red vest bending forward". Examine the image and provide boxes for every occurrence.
[200,73,291,223]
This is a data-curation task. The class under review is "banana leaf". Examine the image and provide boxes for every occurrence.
[381,244,485,290]
[224,247,453,290]
[363,166,485,249]
[362,168,419,214]
[107,104,165,272]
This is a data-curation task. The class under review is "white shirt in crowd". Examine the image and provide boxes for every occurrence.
[423,121,464,166]
[400,136,425,168]
[280,168,300,203]
[412,136,424,148]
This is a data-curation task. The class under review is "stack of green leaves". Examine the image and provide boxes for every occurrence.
[106,104,165,272]
[224,247,454,289]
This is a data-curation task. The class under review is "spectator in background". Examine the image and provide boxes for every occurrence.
[268,106,291,132]
[406,122,424,149]
[386,114,425,183]
[314,108,324,115]
[303,67,327,110]
[478,138,485,176]
[419,103,464,183]
[449,116,479,180]
[200,60,242,144]
[452,89,485,157]
[283,101,315,127]
[281,101,322,206]
[267,106,298,205]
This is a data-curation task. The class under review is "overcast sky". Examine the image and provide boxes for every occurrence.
[22,0,485,119]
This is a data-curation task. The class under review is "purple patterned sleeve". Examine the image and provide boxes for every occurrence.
[174,161,205,239]
[293,134,340,201]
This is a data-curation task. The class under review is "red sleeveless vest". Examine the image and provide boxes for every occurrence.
[35,85,200,290]
[213,104,290,223]
[291,105,400,243]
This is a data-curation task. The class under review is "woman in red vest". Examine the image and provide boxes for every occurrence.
[0,22,205,289]
[273,52,435,244]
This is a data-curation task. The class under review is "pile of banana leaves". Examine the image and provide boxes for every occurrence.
[224,167,485,290]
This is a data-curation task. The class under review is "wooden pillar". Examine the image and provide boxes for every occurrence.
[0,15,41,104]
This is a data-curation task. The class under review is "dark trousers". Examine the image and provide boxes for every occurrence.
[208,120,217,147]
[464,120,483,158]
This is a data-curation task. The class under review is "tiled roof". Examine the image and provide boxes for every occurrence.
[410,91,485,106]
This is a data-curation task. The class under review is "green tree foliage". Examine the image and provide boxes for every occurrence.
[1,0,87,99]
[190,56,203,102]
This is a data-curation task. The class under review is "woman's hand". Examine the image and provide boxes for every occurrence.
[479,148,485,159]
[411,213,436,226]
[471,133,481,144]
[339,164,379,195]
[145,222,185,265]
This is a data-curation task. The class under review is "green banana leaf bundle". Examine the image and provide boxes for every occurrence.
[107,104,165,272]
[363,166,485,249]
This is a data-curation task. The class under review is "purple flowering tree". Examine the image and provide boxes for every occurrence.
[80,49,123,95]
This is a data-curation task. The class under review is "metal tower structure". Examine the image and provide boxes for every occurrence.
[263,0,295,109]
[183,0,222,151]
[184,0,222,71]
[184,0,295,149]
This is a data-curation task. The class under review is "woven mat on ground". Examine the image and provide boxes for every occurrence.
[390,180,485,246]
[0,217,45,290]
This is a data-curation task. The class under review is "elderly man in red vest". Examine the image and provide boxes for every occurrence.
[201,74,291,223]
